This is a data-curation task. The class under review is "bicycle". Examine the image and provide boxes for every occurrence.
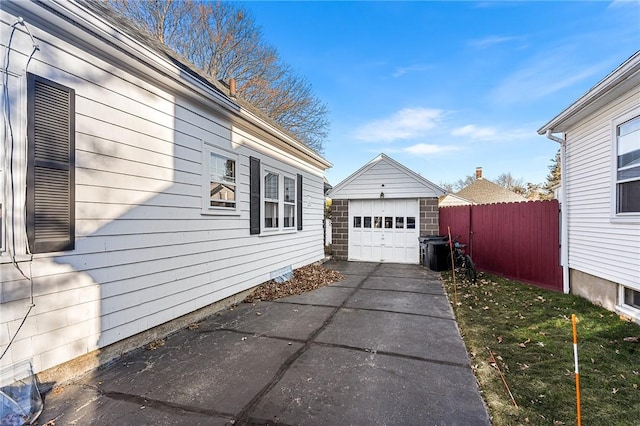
[450,236,477,283]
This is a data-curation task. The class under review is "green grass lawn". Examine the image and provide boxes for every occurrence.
[441,271,640,426]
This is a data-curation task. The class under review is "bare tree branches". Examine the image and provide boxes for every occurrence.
[108,0,328,153]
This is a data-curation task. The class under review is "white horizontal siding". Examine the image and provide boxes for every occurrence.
[565,84,640,289]
[1,6,326,375]
[331,156,441,199]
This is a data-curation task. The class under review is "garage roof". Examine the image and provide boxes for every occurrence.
[328,154,445,200]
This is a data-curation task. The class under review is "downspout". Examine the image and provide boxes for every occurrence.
[546,130,570,294]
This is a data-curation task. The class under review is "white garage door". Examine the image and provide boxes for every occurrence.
[349,199,420,264]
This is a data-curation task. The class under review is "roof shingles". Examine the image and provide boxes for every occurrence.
[455,179,527,205]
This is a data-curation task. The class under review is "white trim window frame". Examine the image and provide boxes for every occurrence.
[263,169,279,230]
[617,285,640,324]
[261,165,297,233]
[202,143,239,215]
[612,108,640,219]
[283,176,296,229]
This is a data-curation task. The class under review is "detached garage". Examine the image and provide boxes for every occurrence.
[328,154,445,264]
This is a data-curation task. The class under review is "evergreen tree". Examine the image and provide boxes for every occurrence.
[542,149,561,199]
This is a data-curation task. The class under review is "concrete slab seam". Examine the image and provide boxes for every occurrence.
[232,263,383,424]
[86,383,236,420]
[309,341,471,369]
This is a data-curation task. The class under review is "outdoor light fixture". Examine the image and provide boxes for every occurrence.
[380,192,384,199]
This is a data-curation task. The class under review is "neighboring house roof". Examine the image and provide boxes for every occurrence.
[538,50,640,134]
[327,153,445,199]
[439,193,474,207]
[454,179,527,205]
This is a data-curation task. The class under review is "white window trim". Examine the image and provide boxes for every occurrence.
[201,142,240,216]
[616,285,640,325]
[610,106,640,223]
[260,164,297,235]
[283,175,296,230]
[263,169,280,231]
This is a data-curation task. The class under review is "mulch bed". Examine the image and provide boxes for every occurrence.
[244,264,344,302]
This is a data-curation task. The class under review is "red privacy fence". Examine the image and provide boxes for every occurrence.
[439,200,562,292]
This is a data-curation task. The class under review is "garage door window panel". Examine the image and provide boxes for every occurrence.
[407,217,416,229]
[353,217,362,228]
[395,217,404,228]
[384,217,393,228]
[364,217,372,228]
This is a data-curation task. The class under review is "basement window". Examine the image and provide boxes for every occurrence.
[617,286,640,324]
[624,287,640,310]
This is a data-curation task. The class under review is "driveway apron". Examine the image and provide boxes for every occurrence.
[38,261,490,425]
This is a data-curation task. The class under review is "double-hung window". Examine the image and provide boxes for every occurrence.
[283,176,296,228]
[616,114,640,214]
[203,144,238,214]
[249,156,303,235]
[264,171,279,229]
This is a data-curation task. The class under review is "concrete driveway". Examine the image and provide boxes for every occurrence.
[38,261,490,425]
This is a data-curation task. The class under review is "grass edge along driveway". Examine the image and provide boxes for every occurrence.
[441,272,640,426]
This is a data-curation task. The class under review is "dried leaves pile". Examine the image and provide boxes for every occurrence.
[245,264,344,303]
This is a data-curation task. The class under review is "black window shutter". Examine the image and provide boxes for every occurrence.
[26,74,75,253]
[249,156,261,234]
[297,174,303,230]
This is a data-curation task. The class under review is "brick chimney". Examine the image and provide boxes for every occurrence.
[475,167,483,179]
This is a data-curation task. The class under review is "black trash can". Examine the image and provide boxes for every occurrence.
[418,235,448,268]
[427,239,451,272]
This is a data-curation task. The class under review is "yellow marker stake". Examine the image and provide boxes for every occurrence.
[572,314,582,426]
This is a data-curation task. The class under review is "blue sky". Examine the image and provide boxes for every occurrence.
[241,1,640,188]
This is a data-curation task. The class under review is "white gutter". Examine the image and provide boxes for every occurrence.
[545,130,570,294]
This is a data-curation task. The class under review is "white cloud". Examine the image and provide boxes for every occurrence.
[354,108,445,142]
[489,50,612,105]
[451,124,534,142]
[452,124,498,139]
[392,64,432,77]
[468,35,521,49]
[402,143,461,155]
[608,0,640,9]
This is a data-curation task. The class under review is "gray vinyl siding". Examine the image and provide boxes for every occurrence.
[564,84,640,290]
[0,5,325,374]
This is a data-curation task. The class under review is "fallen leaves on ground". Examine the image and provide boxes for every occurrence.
[146,339,165,351]
[244,264,344,302]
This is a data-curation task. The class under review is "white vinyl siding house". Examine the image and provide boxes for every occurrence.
[328,154,444,264]
[1,1,330,381]
[539,51,640,323]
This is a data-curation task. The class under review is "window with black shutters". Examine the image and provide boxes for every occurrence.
[26,74,75,253]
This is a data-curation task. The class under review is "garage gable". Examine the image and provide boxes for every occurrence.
[328,154,445,200]
[329,154,443,264]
